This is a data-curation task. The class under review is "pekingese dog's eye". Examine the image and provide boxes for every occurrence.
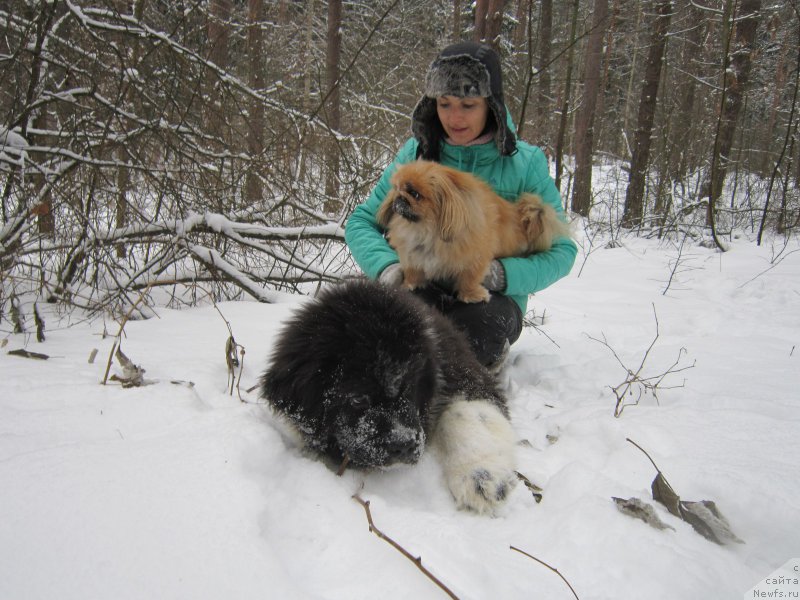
[405,185,421,201]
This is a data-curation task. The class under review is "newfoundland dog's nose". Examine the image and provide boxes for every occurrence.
[385,437,419,463]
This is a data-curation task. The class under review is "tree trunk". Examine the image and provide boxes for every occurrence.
[474,0,488,43]
[705,0,762,235]
[206,0,231,144]
[474,0,504,49]
[302,0,316,114]
[571,0,609,216]
[669,0,703,182]
[324,0,343,212]
[207,0,230,69]
[622,0,672,228]
[554,0,580,192]
[245,0,266,206]
[536,0,553,145]
[453,0,462,41]
[513,0,529,50]
[115,0,146,258]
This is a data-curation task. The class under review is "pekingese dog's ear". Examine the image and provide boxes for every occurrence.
[376,190,394,228]
[432,167,472,242]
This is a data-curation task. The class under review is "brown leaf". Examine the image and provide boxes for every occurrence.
[516,472,544,503]
[651,472,681,518]
[679,500,744,545]
[613,497,675,531]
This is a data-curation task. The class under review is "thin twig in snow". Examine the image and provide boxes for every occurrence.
[352,494,459,600]
[510,545,580,599]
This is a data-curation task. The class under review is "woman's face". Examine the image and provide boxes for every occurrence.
[436,95,489,146]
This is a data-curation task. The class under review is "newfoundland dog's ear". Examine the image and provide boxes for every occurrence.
[261,342,328,434]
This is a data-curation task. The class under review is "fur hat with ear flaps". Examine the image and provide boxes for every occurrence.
[411,42,517,162]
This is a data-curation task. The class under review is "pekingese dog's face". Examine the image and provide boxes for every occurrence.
[377,160,470,243]
[377,160,570,303]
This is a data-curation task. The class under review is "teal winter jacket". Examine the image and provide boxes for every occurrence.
[345,135,577,314]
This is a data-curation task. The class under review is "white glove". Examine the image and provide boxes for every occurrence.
[378,263,404,287]
[482,260,506,292]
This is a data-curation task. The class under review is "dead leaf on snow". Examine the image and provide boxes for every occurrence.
[613,497,675,531]
[679,500,744,545]
[109,347,148,388]
[651,472,682,518]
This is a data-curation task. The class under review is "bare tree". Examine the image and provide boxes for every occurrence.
[474,0,505,49]
[704,0,762,247]
[207,0,231,70]
[571,0,609,216]
[1,0,797,324]
[324,0,343,211]
[536,0,553,145]
[245,0,266,205]
[622,0,673,228]
[453,0,463,41]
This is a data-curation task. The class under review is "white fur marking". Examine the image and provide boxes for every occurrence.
[432,399,517,514]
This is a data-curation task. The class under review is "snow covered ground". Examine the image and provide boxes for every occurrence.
[1,231,798,599]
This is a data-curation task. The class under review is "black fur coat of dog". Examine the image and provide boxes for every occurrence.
[261,280,517,514]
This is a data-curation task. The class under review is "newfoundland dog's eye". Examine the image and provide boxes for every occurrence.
[349,395,370,409]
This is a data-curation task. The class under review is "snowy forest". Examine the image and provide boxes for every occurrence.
[1,0,798,321]
[2,3,800,598]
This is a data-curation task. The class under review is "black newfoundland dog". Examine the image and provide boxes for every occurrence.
[261,279,517,514]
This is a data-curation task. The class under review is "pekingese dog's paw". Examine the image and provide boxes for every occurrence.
[455,284,491,304]
[433,399,518,515]
[401,266,426,291]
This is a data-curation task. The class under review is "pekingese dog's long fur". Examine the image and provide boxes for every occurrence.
[377,160,571,303]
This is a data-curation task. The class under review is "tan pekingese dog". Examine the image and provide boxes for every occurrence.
[377,160,571,303]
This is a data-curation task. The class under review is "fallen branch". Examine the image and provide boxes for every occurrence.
[510,546,580,600]
[8,348,49,360]
[352,493,459,600]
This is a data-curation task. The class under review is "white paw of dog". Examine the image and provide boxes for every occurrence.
[433,399,518,515]
[447,464,518,514]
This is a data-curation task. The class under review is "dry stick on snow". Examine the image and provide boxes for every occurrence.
[352,494,460,600]
[625,437,682,502]
[335,454,351,476]
[626,437,666,474]
[510,546,581,600]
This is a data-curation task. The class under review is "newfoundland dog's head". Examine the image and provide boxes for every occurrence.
[261,280,441,469]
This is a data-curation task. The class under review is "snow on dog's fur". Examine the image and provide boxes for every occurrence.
[261,279,517,514]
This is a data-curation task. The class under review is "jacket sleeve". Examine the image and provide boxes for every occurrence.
[501,146,577,296]
[345,140,417,279]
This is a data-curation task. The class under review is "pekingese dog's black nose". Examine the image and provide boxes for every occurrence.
[392,196,419,222]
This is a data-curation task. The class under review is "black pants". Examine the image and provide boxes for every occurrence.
[413,285,523,367]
